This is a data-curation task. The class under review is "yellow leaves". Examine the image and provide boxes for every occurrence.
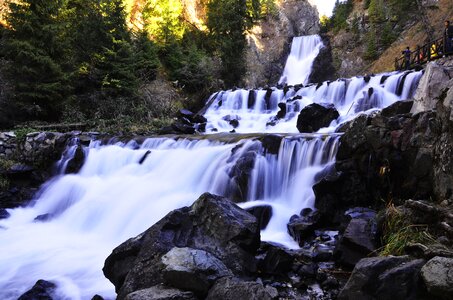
[143,0,185,43]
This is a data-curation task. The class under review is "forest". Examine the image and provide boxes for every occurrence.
[0,0,269,130]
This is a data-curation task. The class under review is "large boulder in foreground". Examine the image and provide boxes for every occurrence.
[297,103,339,133]
[421,256,453,299]
[103,193,260,299]
[338,256,428,300]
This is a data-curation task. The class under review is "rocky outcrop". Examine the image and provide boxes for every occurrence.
[421,256,453,299]
[0,131,96,209]
[309,34,336,83]
[17,280,56,300]
[313,100,440,226]
[338,256,428,300]
[296,103,339,133]
[206,277,274,300]
[244,0,319,87]
[103,193,260,299]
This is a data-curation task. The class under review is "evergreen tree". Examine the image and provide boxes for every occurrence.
[207,0,260,87]
[132,30,160,82]
[2,0,69,120]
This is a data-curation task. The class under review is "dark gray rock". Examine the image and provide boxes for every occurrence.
[0,208,10,219]
[287,208,320,245]
[161,247,232,296]
[335,211,378,267]
[246,205,272,230]
[381,100,414,117]
[297,103,339,133]
[257,242,294,275]
[338,256,428,300]
[421,256,453,299]
[229,151,256,202]
[18,280,56,300]
[206,277,273,300]
[124,285,196,300]
[103,193,260,299]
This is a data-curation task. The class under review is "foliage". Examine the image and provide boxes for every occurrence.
[368,0,385,23]
[380,203,435,256]
[330,0,353,33]
[365,26,378,60]
[2,0,70,121]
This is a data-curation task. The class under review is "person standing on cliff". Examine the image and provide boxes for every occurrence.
[402,47,411,70]
[444,20,453,55]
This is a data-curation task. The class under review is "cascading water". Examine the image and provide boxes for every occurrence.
[0,34,423,299]
[279,35,324,86]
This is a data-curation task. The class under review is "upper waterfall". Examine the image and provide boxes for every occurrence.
[279,35,324,86]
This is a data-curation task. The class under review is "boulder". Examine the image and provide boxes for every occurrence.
[256,242,294,275]
[161,247,232,296]
[334,208,378,267]
[103,193,260,299]
[297,103,339,133]
[421,256,453,299]
[381,100,414,117]
[229,151,256,202]
[338,256,428,300]
[309,35,336,84]
[287,208,320,245]
[206,277,273,300]
[18,280,56,300]
[246,205,273,230]
[125,285,196,300]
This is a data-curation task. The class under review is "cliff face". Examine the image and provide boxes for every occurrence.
[243,0,320,88]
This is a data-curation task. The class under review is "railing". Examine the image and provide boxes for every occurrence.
[395,36,451,70]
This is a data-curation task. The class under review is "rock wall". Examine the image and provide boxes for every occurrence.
[243,0,320,87]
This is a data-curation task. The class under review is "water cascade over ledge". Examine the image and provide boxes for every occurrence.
[0,35,423,299]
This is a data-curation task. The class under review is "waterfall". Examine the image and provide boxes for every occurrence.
[279,35,324,86]
[204,70,423,133]
[0,34,424,299]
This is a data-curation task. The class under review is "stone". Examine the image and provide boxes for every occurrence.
[257,242,294,275]
[260,135,283,155]
[206,277,273,300]
[229,151,256,202]
[18,280,56,300]
[125,285,196,300]
[287,209,320,245]
[161,247,232,296]
[381,100,414,117]
[103,193,260,299]
[412,62,453,113]
[421,256,453,299]
[335,213,377,267]
[338,256,428,300]
[297,103,339,133]
[0,208,10,219]
[246,205,273,230]
[309,35,336,84]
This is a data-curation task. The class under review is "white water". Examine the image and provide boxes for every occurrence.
[204,70,423,133]
[279,35,324,86]
[0,35,423,299]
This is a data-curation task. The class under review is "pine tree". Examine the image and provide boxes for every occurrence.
[2,0,69,120]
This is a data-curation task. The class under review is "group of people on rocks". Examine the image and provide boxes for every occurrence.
[400,20,453,70]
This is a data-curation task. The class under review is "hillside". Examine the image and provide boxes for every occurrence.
[328,0,453,77]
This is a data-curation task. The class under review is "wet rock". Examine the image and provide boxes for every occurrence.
[287,209,320,245]
[229,152,256,202]
[161,247,232,296]
[18,280,56,300]
[103,193,260,299]
[381,100,414,117]
[34,213,53,222]
[335,209,378,267]
[171,122,196,135]
[91,295,104,300]
[206,277,273,300]
[0,208,10,219]
[65,146,85,174]
[125,285,196,300]
[297,103,339,133]
[260,135,283,155]
[421,256,453,299]
[257,242,294,275]
[276,103,287,119]
[338,256,428,300]
[309,35,336,84]
[246,205,272,230]
[297,262,318,279]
